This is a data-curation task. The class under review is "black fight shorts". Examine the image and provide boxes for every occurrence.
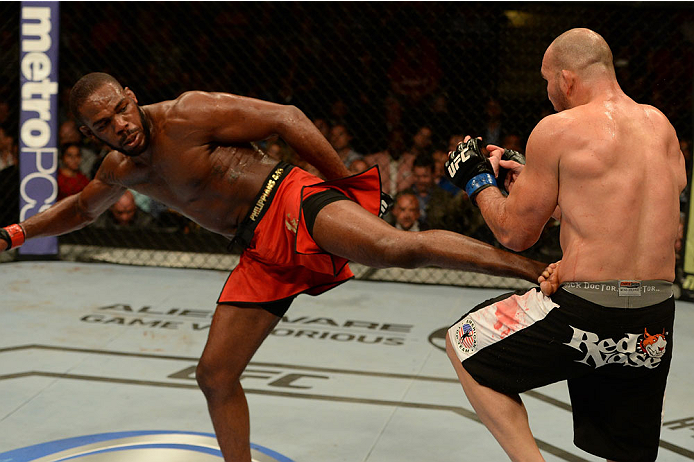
[448,281,675,462]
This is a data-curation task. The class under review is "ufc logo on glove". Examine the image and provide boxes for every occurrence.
[446,143,471,177]
[444,138,497,205]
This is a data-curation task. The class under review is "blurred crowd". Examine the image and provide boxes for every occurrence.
[0,3,692,262]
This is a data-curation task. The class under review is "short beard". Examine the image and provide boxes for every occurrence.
[102,106,151,157]
[553,93,570,112]
[551,80,571,112]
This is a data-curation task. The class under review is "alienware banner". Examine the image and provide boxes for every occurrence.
[18,2,59,255]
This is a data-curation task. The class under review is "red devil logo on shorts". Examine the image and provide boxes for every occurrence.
[640,328,667,359]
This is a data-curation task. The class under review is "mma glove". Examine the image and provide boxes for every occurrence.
[445,138,497,205]
[379,192,394,218]
[498,149,526,195]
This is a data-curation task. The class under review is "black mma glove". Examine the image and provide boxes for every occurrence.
[379,192,394,218]
[445,138,497,205]
[497,149,526,194]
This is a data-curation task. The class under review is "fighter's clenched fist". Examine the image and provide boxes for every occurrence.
[444,137,497,205]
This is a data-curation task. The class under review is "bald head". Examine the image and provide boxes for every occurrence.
[110,190,137,225]
[545,28,615,79]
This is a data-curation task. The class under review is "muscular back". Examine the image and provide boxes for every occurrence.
[552,96,686,282]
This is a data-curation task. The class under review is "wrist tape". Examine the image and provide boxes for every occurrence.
[0,224,26,250]
[465,173,497,202]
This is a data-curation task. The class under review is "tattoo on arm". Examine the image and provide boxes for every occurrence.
[227,170,240,185]
[212,164,241,187]
[212,165,225,177]
[102,170,118,185]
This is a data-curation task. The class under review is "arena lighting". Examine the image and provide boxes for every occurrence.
[503,10,535,27]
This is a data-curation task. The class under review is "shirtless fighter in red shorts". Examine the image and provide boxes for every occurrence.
[0,72,548,461]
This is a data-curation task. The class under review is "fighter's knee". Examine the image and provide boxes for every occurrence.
[195,360,215,395]
[196,357,242,397]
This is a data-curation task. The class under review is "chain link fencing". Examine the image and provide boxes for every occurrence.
[1,2,693,290]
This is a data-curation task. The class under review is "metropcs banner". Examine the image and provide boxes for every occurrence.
[19,1,59,256]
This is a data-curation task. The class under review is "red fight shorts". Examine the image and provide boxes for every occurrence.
[218,163,382,307]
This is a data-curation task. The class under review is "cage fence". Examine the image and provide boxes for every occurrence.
[1,2,692,290]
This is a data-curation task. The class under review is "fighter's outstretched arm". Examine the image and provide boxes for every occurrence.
[174,92,350,180]
[0,157,126,252]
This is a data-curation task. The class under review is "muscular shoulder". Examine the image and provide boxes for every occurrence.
[151,91,227,141]
[166,91,261,132]
[173,91,218,109]
[636,103,681,151]
[638,103,687,189]
[170,91,247,118]
[638,103,678,136]
[639,102,669,122]
[526,111,578,155]
[165,91,216,121]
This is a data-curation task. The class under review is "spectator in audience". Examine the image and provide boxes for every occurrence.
[329,123,363,169]
[390,190,422,231]
[59,119,81,146]
[363,127,415,195]
[432,147,459,195]
[57,143,90,201]
[59,119,100,178]
[426,189,493,244]
[406,124,434,159]
[480,97,505,146]
[410,153,452,226]
[348,158,369,175]
[93,190,155,229]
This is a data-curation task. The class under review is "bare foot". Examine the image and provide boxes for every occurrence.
[538,261,561,296]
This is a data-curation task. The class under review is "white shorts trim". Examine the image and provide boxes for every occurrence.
[448,289,559,363]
